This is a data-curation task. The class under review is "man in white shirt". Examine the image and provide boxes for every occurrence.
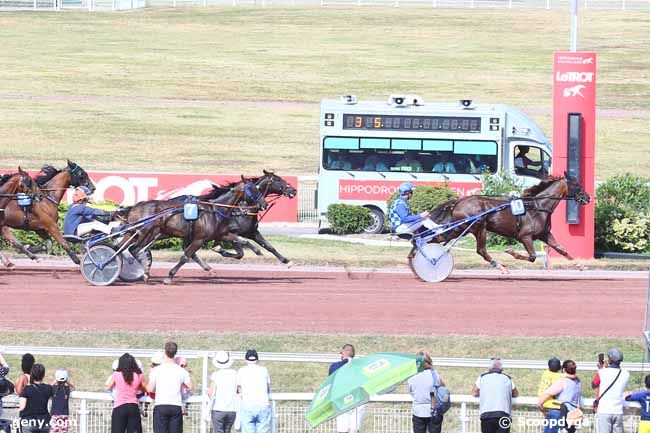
[147,342,193,433]
[472,358,519,433]
[596,348,630,433]
[209,351,238,433]
[237,349,272,433]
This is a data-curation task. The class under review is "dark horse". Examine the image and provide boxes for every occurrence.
[119,177,267,284]
[212,171,297,264]
[0,168,40,267]
[0,161,95,265]
[425,173,590,272]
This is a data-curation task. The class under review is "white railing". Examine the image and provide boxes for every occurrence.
[0,392,642,433]
[297,175,318,222]
[3,345,648,372]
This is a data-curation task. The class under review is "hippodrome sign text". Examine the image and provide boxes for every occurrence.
[338,180,482,200]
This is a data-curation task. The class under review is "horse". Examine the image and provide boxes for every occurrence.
[212,170,297,264]
[0,160,95,265]
[424,173,590,272]
[0,168,40,268]
[119,177,268,284]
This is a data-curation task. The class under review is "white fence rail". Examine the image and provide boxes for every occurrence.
[2,0,649,12]
[0,392,643,433]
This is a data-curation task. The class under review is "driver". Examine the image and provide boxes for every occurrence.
[63,186,114,236]
[514,146,542,172]
[389,183,438,238]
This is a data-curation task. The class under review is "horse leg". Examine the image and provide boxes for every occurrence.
[1,226,40,261]
[0,251,14,268]
[42,223,80,265]
[181,238,212,271]
[240,237,264,256]
[165,239,203,285]
[252,231,291,265]
[474,226,509,274]
[543,231,584,270]
[504,236,537,262]
[27,230,53,254]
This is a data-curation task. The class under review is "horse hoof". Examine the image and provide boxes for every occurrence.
[212,245,222,253]
[504,248,514,254]
[498,265,510,274]
[5,262,15,269]
[285,261,295,268]
[163,278,174,285]
[34,257,42,264]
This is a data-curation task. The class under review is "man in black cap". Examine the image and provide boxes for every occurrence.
[237,349,272,433]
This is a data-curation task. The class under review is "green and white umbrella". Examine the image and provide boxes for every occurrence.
[305,352,424,428]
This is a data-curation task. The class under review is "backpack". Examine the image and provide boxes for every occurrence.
[430,370,451,418]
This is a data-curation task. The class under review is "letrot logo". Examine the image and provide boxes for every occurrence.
[582,57,594,64]
[563,84,586,98]
[343,394,355,405]
[556,71,594,83]
[362,358,390,376]
[316,384,331,402]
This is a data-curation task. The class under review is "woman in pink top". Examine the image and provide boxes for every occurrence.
[105,353,145,433]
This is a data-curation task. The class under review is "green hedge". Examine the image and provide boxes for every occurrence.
[595,174,650,253]
[386,185,459,217]
[326,204,372,235]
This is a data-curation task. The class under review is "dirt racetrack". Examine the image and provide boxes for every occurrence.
[0,264,647,337]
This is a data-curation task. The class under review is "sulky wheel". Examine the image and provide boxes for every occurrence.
[409,243,454,283]
[81,244,123,286]
[119,249,152,282]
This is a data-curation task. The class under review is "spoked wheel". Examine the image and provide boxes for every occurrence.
[409,243,454,283]
[119,249,153,282]
[81,244,123,286]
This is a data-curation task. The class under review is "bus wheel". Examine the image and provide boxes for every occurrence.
[364,207,385,234]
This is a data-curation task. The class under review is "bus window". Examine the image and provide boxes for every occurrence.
[514,145,546,178]
[324,150,353,170]
[452,140,498,174]
[393,151,424,173]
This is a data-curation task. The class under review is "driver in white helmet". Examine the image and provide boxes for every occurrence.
[389,182,438,238]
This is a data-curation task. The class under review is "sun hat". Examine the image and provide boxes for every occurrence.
[245,349,259,362]
[212,351,234,369]
[150,352,164,365]
[55,368,68,382]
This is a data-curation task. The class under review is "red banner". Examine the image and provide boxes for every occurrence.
[551,52,596,258]
[338,179,482,201]
[1,170,298,222]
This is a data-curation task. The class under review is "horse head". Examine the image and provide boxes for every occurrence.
[564,172,590,205]
[259,170,297,198]
[240,176,268,211]
[17,167,38,195]
[67,160,96,193]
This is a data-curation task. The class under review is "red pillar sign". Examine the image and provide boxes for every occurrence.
[551,52,596,259]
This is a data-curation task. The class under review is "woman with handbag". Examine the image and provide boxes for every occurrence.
[537,360,582,433]
[407,352,447,433]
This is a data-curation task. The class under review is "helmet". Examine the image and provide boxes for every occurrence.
[55,368,68,382]
[399,182,415,196]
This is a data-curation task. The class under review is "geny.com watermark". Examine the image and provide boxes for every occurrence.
[7,417,77,431]
[499,416,590,429]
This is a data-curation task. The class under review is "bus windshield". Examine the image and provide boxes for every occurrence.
[322,136,498,174]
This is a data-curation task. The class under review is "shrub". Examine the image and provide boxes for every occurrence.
[326,204,372,235]
[481,171,525,247]
[386,185,459,217]
[595,174,650,253]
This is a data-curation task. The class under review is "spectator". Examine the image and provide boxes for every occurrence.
[407,351,446,433]
[51,368,74,433]
[208,351,238,433]
[143,352,164,419]
[0,351,11,418]
[237,349,272,433]
[16,353,36,395]
[591,353,608,415]
[147,342,192,433]
[538,360,581,433]
[174,357,192,415]
[595,348,629,433]
[328,152,352,171]
[537,357,564,413]
[396,151,424,173]
[471,358,519,433]
[106,353,145,433]
[19,363,54,433]
[362,153,388,172]
[329,344,365,433]
[432,152,456,174]
[625,374,650,433]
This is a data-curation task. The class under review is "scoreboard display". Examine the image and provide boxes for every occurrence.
[342,114,481,133]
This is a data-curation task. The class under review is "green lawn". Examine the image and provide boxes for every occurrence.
[0,331,646,398]
[0,9,648,177]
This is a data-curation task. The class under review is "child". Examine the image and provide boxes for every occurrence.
[175,356,192,416]
[626,374,650,433]
[537,357,564,413]
[51,368,74,433]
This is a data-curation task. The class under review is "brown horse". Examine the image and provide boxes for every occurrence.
[425,173,590,272]
[0,161,95,265]
[0,168,40,267]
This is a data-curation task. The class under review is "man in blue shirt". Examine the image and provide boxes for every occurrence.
[63,186,114,236]
[625,374,650,433]
[389,183,437,238]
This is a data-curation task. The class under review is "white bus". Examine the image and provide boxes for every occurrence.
[317,95,552,233]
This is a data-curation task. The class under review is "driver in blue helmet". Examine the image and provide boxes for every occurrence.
[389,183,438,238]
[63,186,114,236]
